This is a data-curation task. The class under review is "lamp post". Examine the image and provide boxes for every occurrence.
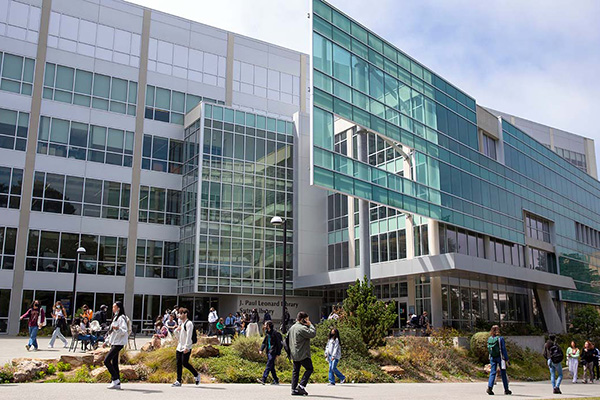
[270,216,287,333]
[71,246,86,321]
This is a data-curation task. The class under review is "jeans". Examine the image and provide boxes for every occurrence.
[49,326,68,347]
[176,350,198,382]
[262,352,279,383]
[328,358,346,384]
[104,345,123,381]
[28,326,39,349]
[78,334,97,346]
[291,358,314,391]
[548,359,563,388]
[488,356,509,391]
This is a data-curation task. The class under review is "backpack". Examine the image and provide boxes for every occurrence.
[282,333,291,359]
[549,343,564,364]
[488,336,501,358]
[183,320,197,344]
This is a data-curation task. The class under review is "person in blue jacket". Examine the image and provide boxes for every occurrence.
[487,325,512,395]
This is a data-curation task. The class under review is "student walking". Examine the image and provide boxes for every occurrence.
[591,342,599,382]
[48,301,68,348]
[257,320,282,385]
[20,300,46,352]
[566,341,580,383]
[288,311,317,396]
[325,328,346,386]
[543,334,564,394]
[172,308,200,387]
[581,341,595,384]
[486,325,511,395]
[104,301,129,390]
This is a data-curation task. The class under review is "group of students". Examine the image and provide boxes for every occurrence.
[486,326,600,396]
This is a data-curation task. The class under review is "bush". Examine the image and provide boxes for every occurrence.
[343,278,397,349]
[46,364,56,375]
[470,332,491,364]
[313,319,368,358]
[0,365,14,384]
[230,335,265,363]
[569,305,600,339]
[56,361,71,372]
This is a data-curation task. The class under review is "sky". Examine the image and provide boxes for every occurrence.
[130,0,600,176]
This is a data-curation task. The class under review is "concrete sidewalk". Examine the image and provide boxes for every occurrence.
[1,381,599,400]
[0,336,153,365]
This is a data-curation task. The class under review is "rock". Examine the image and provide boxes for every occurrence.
[140,342,154,352]
[191,345,220,358]
[90,348,111,365]
[90,365,138,380]
[12,360,49,382]
[197,336,220,346]
[119,365,139,380]
[90,366,108,378]
[59,354,94,368]
[381,365,405,377]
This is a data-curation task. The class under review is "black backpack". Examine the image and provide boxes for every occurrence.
[183,320,197,344]
[549,342,563,364]
[282,333,291,359]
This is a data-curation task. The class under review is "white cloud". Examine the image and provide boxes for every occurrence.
[129,0,600,176]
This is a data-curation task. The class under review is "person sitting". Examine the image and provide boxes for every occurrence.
[151,321,169,349]
[80,304,93,321]
[92,304,108,328]
[240,321,247,337]
[408,313,420,329]
[165,313,178,334]
[77,317,97,350]
[234,312,242,334]
[216,317,225,338]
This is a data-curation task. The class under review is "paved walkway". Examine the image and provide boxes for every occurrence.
[0,336,153,365]
[1,381,599,400]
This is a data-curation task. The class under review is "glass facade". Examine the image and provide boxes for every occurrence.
[312,0,600,307]
[180,103,295,296]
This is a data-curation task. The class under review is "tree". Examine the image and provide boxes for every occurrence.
[570,305,600,339]
[343,277,397,349]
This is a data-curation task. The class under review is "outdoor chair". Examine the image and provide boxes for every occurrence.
[127,324,138,350]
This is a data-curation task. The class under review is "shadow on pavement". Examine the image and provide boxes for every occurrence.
[307,396,353,399]
[122,388,164,394]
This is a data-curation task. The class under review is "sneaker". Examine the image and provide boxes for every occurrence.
[171,381,181,387]
[297,386,308,396]
[195,374,201,385]
[25,344,30,351]
[31,347,38,352]
[291,391,303,396]
[327,383,335,386]
[48,344,54,349]
[63,344,69,348]
[556,388,562,394]
[107,381,121,389]
[487,387,494,395]
[256,378,265,385]
[340,379,346,384]
[271,381,279,386]
[504,389,512,395]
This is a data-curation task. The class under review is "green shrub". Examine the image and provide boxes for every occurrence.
[470,332,490,364]
[56,361,71,372]
[0,366,13,384]
[313,319,368,358]
[46,364,56,375]
[230,335,265,363]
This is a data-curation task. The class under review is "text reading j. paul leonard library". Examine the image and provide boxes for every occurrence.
[0,0,598,334]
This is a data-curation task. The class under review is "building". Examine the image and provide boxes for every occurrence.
[1,0,598,335]
[302,0,600,332]
[0,0,321,335]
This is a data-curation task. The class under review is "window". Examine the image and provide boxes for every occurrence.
[0,227,17,270]
[0,51,35,95]
[142,135,183,174]
[26,229,127,275]
[38,116,133,166]
[528,247,556,273]
[138,186,181,225]
[43,62,137,115]
[525,213,551,243]
[31,171,130,220]
[144,85,223,125]
[575,222,600,249]
[136,239,178,279]
[0,166,23,209]
[0,108,28,151]
[481,133,497,160]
